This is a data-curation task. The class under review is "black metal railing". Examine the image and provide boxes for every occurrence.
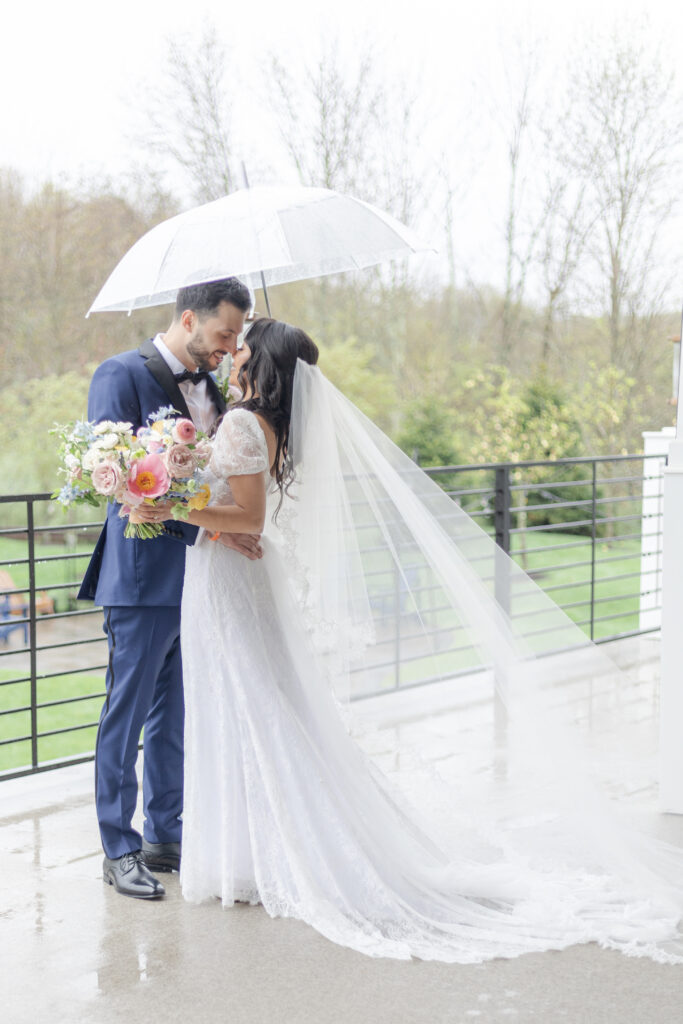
[0,451,666,779]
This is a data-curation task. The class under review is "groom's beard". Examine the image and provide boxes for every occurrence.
[187,330,225,373]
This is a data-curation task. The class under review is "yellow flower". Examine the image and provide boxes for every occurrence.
[186,484,211,511]
[151,421,165,434]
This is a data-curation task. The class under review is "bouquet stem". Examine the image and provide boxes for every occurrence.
[124,521,164,539]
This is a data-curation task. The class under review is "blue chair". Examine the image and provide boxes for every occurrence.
[0,593,28,645]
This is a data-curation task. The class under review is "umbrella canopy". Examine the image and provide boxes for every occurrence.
[87,185,435,314]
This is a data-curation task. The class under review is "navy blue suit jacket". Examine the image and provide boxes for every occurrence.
[78,338,226,607]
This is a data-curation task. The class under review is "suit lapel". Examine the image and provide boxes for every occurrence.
[138,338,193,421]
[206,375,227,418]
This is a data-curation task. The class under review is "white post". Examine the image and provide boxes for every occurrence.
[660,439,683,811]
[640,429,675,631]
[660,306,683,812]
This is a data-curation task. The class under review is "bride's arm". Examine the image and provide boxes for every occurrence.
[133,473,265,533]
[184,472,266,534]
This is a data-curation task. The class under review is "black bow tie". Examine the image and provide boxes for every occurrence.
[174,369,209,385]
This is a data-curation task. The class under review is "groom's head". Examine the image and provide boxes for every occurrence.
[168,277,252,372]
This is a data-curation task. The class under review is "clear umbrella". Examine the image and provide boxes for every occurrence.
[87,185,435,316]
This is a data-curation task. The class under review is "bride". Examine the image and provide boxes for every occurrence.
[142,317,683,964]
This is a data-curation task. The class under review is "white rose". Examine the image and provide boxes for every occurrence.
[83,447,105,471]
[93,433,119,450]
[94,420,133,435]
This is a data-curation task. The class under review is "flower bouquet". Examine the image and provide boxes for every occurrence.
[52,406,213,538]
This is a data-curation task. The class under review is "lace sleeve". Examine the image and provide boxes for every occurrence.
[210,409,270,480]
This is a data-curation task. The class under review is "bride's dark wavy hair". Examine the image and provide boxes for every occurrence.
[229,317,319,515]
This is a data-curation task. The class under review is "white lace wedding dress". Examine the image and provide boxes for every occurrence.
[179,400,683,963]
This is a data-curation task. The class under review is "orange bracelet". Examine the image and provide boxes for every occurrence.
[209,532,220,541]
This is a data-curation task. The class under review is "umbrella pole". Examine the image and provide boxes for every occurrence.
[241,162,272,318]
[259,270,272,317]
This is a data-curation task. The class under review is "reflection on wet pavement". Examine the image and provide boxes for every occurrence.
[3,637,683,1024]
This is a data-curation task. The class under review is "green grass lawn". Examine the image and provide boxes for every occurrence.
[510,530,642,639]
[0,668,105,773]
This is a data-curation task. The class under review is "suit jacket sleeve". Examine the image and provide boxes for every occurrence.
[87,358,141,425]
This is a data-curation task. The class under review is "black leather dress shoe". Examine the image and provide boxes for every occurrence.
[103,850,165,899]
[141,838,181,873]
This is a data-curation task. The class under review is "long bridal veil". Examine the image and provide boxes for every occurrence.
[278,359,683,962]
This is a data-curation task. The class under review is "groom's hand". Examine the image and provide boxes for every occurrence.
[214,532,263,559]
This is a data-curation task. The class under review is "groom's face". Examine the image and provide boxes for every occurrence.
[184,301,246,372]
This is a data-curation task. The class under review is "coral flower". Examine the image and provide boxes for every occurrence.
[127,454,170,500]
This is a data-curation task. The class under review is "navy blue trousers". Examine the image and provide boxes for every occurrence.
[95,606,184,859]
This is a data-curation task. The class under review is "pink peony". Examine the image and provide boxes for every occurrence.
[164,443,196,479]
[172,418,196,444]
[127,454,170,499]
[91,460,123,496]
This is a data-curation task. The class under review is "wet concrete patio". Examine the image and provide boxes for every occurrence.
[2,635,683,1024]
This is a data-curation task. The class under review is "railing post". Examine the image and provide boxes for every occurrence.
[493,467,511,775]
[590,461,597,642]
[393,559,401,690]
[494,466,511,554]
[494,466,511,615]
[27,499,38,770]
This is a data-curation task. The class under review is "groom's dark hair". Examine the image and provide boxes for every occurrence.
[175,277,251,319]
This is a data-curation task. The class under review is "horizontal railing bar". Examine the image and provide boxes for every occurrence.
[444,486,493,498]
[509,492,645,516]
[33,721,99,740]
[509,477,593,493]
[0,636,106,658]
[0,691,105,716]
[512,599,590,620]
[575,608,642,627]
[510,519,594,535]
[0,664,107,688]
[0,492,53,502]
[424,453,657,474]
[0,606,99,627]
[509,474,657,494]
[0,753,97,782]
[514,539,591,556]
[525,557,593,574]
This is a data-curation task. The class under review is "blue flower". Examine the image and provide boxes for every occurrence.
[70,420,96,442]
[149,406,179,422]
[56,483,89,506]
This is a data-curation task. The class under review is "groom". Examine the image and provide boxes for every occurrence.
[79,276,256,899]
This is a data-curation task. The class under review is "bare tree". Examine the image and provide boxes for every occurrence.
[136,25,235,202]
[496,54,545,367]
[560,35,682,372]
[535,173,592,364]
[267,40,430,225]
[269,44,377,196]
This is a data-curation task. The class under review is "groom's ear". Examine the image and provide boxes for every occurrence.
[180,309,196,333]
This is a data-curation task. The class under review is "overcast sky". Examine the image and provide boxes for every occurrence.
[4,0,682,298]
